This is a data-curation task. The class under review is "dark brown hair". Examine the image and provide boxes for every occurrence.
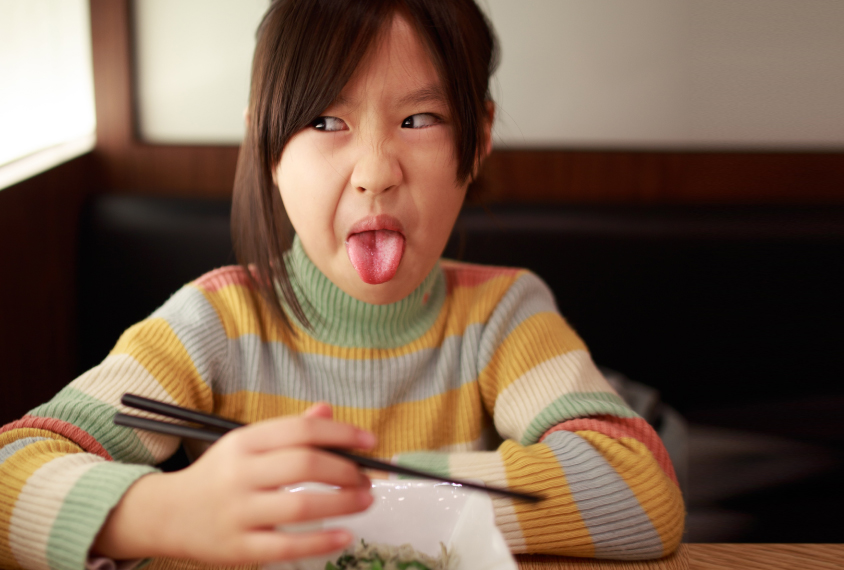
[232,0,499,329]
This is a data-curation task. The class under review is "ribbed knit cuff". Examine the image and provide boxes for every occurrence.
[394,450,529,553]
[49,461,158,570]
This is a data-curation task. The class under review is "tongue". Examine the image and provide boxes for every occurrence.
[346,230,405,284]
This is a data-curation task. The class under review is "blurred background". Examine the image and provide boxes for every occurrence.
[1,0,842,545]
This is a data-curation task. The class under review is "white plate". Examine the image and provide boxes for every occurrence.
[265,480,518,570]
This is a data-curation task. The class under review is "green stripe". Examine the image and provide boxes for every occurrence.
[282,235,447,348]
[45,461,157,570]
[394,452,450,479]
[520,392,639,446]
[30,387,156,464]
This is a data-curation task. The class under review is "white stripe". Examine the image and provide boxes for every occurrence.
[71,354,182,461]
[9,453,103,570]
[493,350,616,442]
[447,450,527,551]
[493,497,528,553]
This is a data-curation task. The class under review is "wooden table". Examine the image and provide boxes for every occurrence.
[687,544,843,570]
[517,544,688,570]
[148,544,844,569]
[518,544,844,570]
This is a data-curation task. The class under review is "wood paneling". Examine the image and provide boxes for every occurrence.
[90,0,239,197]
[0,154,95,425]
[90,0,844,202]
[473,150,844,204]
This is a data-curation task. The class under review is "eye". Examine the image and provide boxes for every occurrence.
[401,113,440,129]
[311,116,347,132]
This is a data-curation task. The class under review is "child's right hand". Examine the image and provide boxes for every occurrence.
[92,405,376,564]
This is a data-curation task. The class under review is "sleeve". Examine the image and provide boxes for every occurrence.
[0,282,229,570]
[394,271,685,560]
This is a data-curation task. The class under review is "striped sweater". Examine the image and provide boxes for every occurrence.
[0,237,684,570]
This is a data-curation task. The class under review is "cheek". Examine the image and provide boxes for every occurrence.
[276,142,342,227]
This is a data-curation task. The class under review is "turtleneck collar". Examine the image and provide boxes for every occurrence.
[282,235,446,348]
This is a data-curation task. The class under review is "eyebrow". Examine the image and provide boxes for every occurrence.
[331,85,447,110]
[397,85,448,108]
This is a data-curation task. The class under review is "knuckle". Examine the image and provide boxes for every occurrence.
[290,449,321,478]
[285,493,311,520]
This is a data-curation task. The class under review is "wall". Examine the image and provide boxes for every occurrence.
[0,154,96,424]
[90,0,844,202]
[133,0,844,150]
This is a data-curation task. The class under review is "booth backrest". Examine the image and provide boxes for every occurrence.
[77,196,844,415]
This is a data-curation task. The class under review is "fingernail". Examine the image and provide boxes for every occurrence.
[357,430,377,448]
[332,530,352,547]
[358,488,374,505]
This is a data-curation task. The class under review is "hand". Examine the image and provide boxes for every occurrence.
[93,404,375,564]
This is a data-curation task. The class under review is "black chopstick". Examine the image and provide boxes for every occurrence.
[115,393,543,503]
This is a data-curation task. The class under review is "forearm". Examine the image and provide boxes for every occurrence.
[0,438,158,570]
[395,429,684,559]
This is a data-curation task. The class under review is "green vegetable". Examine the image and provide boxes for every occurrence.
[324,539,445,570]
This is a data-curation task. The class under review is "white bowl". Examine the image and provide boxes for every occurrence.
[265,480,518,570]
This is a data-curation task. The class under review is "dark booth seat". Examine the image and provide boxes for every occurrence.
[76,195,844,543]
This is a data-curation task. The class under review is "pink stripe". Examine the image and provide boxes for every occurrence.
[540,415,679,487]
[0,416,113,461]
[442,261,522,290]
[193,265,256,293]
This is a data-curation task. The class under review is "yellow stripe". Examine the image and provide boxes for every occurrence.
[110,317,213,412]
[501,441,595,557]
[215,381,487,458]
[480,312,586,412]
[199,273,519,359]
[0,438,83,570]
[195,282,281,344]
[576,432,685,555]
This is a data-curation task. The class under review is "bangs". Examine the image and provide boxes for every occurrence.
[232,0,498,330]
[252,0,396,173]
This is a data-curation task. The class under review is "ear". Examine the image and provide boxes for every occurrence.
[482,100,495,159]
[243,107,251,128]
[472,101,495,179]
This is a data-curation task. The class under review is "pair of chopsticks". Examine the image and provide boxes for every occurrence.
[114,393,543,503]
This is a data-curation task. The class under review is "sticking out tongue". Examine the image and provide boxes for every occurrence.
[346,230,406,284]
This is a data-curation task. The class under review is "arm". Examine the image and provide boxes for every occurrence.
[0,278,374,569]
[396,272,684,559]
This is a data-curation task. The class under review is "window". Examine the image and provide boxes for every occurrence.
[0,0,96,190]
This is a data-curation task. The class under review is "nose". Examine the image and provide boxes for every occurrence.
[350,144,402,196]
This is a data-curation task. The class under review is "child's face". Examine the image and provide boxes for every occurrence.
[274,16,485,305]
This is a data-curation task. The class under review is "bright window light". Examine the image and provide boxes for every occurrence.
[0,0,96,188]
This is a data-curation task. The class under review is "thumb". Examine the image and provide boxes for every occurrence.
[303,401,333,419]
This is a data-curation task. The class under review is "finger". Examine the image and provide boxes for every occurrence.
[245,448,370,489]
[233,416,376,454]
[241,528,353,563]
[243,486,373,528]
[304,402,333,419]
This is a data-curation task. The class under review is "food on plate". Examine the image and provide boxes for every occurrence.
[325,540,450,570]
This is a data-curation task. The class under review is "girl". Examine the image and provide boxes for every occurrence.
[0,0,685,568]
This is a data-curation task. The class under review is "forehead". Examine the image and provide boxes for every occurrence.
[336,15,445,107]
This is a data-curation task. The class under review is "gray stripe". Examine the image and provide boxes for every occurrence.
[477,272,559,372]
[217,323,485,408]
[151,285,229,392]
[0,437,48,467]
[543,430,665,559]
